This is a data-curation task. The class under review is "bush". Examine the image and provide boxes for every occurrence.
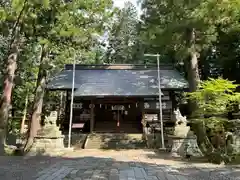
[185,78,240,164]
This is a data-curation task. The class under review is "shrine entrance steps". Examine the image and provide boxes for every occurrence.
[83,133,147,149]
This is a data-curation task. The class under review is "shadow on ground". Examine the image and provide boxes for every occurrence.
[0,150,239,180]
[145,149,210,164]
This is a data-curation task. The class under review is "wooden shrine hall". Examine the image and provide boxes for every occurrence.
[46,64,188,134]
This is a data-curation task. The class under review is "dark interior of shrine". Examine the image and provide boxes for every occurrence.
[62,97,144,133]
[94,102,143,133]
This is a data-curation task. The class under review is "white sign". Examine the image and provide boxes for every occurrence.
[112,105,125,110]
[144,114,158,122]
[156,102,167,109]
[144,101,169,109]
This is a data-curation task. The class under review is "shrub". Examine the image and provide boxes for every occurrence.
[186,78,240,163]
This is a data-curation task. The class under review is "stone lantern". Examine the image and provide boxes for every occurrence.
[29,110,65,155]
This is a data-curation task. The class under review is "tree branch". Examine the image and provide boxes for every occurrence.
[9,0,28,48]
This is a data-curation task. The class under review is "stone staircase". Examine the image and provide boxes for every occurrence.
[84,133,147,149]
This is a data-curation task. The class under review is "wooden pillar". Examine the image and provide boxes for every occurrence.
[90,100,95,133]
[57,91,64,126]
[64,91,69,126]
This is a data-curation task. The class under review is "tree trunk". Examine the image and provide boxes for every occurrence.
[20,91,29,135]
[188,51,200,91]
[0,45,18,155]
[186,28,200,92]
[0,0,27,156]
[193,120,214,155]
[185,28,215,158]
[24,46,47,152]
[185,28,200,115]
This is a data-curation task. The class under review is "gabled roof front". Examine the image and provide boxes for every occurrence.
[46,64,188,96]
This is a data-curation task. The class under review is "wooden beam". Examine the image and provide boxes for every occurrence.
[93,97,143,104]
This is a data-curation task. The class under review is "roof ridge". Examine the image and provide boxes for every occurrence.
[64,64,174,70]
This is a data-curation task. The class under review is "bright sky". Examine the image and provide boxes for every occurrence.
[113,0,141,16]
[114,0,138,8]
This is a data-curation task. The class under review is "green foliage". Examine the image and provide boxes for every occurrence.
[204,117,228,132]
[0,0,115,136]
[186,78,240,116]
[140,0,240,56]
[139,0,240,87]
[105,2,142,63]
[187,78,240,164]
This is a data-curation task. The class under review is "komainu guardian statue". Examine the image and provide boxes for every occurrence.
[173,108,187,126]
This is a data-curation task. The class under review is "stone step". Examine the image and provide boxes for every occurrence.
[84,133,146,149]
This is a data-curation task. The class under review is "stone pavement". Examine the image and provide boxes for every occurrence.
[1,150,240,180]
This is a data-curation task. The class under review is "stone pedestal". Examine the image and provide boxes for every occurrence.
[30,111,65,155]
[185,134,203,157]
[170,137,186,157]
[170,132,203,158]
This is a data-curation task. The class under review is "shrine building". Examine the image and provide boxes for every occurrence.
[46,64,188,134]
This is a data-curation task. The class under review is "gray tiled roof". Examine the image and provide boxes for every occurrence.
[46,64,188,96]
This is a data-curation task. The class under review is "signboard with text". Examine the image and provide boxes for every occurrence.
[144,101,172,110]
[144,114,158,122]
